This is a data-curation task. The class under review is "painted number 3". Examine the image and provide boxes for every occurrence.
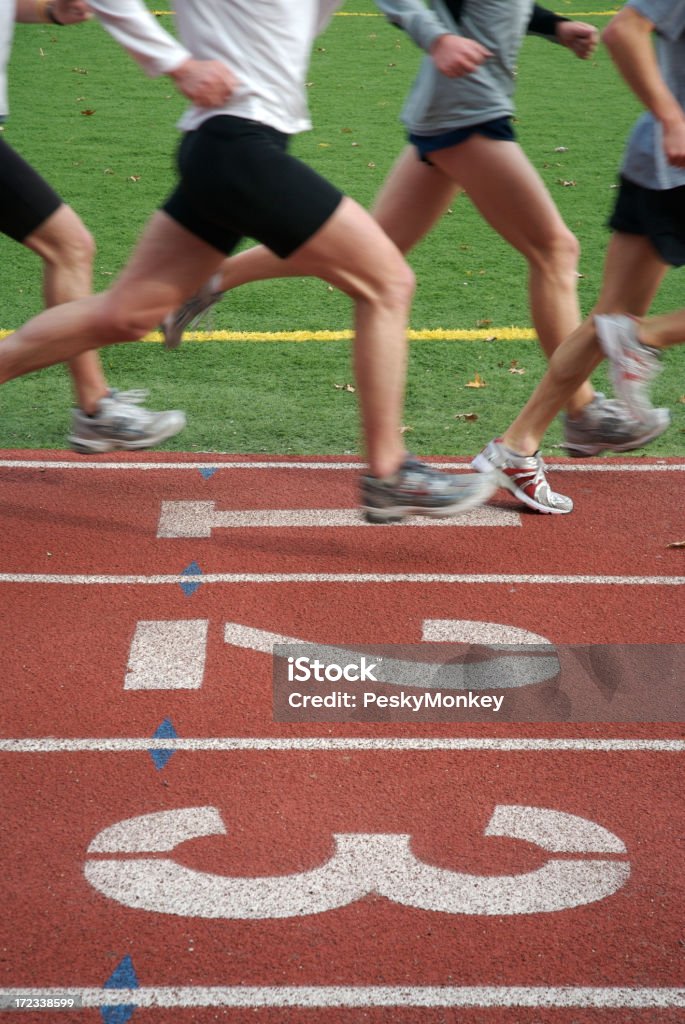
[85,804,629,919]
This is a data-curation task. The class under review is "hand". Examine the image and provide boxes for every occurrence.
[556,20,599,60]
[52,0,91,25]
[170,58,239,107]
[429,34,492,78]
[662,116,685,168]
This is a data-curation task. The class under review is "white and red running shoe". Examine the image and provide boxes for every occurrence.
[472,439,573,514]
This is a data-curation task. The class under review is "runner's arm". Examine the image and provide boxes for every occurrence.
[372,0,491,77]
[15,0,89,24]
[528,6,598,60]
[603,4,685,167]
[81,0,237,106]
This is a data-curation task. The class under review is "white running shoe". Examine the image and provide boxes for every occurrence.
[595,314,663,424]
[161,282,222,349]
[360,456,497,523]
[562,392,670,456]
[68,389,186,453]
[472,439,573,514]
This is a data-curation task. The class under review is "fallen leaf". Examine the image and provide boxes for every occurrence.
[554,146,569,153]
[678,395,685,404]
[454,412,479,422]
[334,383,356,393]
[400,425,413,434]
[465,373,487,389]
[476,319,492,328]
[557,179,576,187]
[509,360,526,375]
[667,540,685,548]
[80,109,96,116]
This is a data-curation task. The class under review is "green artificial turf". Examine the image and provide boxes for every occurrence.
[0,1,682,454]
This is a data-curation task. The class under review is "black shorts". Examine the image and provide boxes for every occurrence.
[609,175,685,267]
[0,136,62,242]
[409,116,516,164]
[162,115,344,258]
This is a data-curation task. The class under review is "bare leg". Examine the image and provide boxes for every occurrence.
[0,212,227,381]
[1,203,412,477]
[638,307,685,349]
[428,135,591,415]
[501,232,668,454]
[371,144,461,253]
[275,196,414,477]
[23,205,108,414]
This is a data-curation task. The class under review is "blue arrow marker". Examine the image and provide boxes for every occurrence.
[148,718,178,771]
[199,466,219,480]
[101,955,139,1024]
[180,561,203,596]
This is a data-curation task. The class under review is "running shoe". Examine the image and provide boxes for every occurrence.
[161,282,223,349]
[562,391,669,456]
[595,313,663,423]
[472,439,573,514]
[360,456,496,523]
[68,389,186,453]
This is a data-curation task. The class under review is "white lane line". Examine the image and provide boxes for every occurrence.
[0,572,682,585]
[157,502,520,536]
[0,986,682,1009]
[124,620,208,690]
[0,738,682,752]
[0,459,683,471]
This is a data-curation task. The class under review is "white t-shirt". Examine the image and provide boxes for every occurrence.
[88,0,342,136]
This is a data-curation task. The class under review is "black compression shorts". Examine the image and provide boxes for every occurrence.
[0,136,62,242]
[162,115,344,257]
[609,175,685,268]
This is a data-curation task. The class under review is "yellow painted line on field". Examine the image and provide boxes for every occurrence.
[142,327,537,343]
[0,327,537,343]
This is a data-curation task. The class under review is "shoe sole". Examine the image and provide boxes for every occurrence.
[361,474,496,524]
[595,318,657,425]
[471,453,571,515]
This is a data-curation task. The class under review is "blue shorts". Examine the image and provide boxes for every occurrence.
[409,117,515,164]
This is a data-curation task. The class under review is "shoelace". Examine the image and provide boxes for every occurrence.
[109,388,149,406]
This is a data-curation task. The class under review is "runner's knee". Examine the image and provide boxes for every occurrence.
[359,257,415,311]
[533,226,580,278]
[33,209,95,272]
[95,292,165,342]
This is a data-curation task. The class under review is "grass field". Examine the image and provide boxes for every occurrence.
[1,1,683,454]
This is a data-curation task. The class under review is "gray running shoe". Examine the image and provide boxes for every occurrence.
[562,392,669,457]
[360,456,496,523]
[161,282,222,349]
[68,389,186,454]
[472,439,573,514]
[595,313,663,423]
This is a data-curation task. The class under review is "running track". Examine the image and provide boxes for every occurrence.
[0,451,683,1023]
